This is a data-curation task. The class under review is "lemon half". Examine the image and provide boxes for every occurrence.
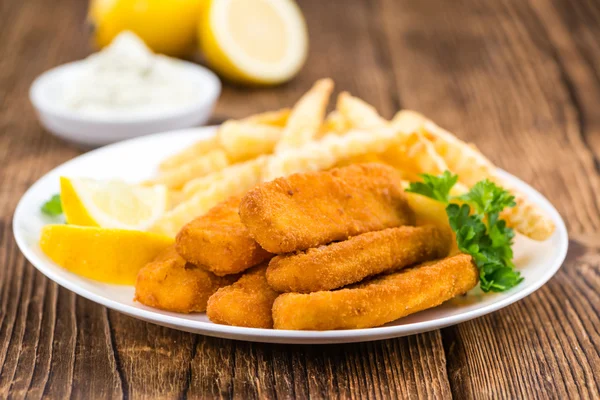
[40,225,173,284]
[60,177,168,231]
[200,0,308,85]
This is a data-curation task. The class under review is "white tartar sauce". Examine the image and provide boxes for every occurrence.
[60,31,199,117]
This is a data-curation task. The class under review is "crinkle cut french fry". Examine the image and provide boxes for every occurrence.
[158,136,220,172]
[243,108,291,127]
[264,127,405,181]
[380,131,449,176]
[275,78,334,152]
[217,121,282,162]
[498,186,556,241]
[158,109,287,173]
[392,111,554,240]
[421,119,556,240]
[318,110,350,137]
[391,110,428,133]
[182,157,266,199]
[153,157,266,237]
[148,149,229,190]
[379,110,431,176]
[421,120,495,187]
[337,92,388,129]
[168,189,186,209]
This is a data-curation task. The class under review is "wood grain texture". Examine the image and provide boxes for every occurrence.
[0,0,599,398]
[379,0,600,397]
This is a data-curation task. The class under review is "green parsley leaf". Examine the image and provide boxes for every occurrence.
[446,204,487,253]
[406,172,521,293]
[41,194,63,217]
[457,179,515,215]
[487,219,515,267]
[406,171,458,203]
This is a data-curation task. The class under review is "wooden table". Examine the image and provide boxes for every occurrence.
[2,0,599,398]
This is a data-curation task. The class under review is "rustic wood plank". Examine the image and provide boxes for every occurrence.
[71,300,123,399]
[187,332,451,399]
[444,241,600,399]
[5,269,48,398]
[379,0,600,234]
[379,0,600,397]
[25,280,58,400]
[42,289,76,399]
[107,311,197,398]
[1,0,600,397]
[0,0,124,398]
[0,255,34,397]
[529,0,600,161]
[528,0,600,235]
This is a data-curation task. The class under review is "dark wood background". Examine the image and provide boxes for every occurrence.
[1,0,599,398]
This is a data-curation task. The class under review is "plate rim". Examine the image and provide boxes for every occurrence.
[12,126,569,344]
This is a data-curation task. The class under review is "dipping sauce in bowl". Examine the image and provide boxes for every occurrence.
[30,31,221,147]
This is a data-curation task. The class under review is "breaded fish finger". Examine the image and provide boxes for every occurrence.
[134,246,236,313]
[272,254,478,330]
[240,163,416,253]
[267,225,452,293]
[176,196,273,276]
[207,264,279,329]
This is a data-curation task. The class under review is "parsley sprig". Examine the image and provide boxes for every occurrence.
[406,172,522,292]
[41,194,63,217]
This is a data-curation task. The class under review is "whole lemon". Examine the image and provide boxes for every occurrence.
[88,0,203,57]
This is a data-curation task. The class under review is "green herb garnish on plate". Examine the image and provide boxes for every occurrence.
[41,194,63,217]
[406,171,522,292]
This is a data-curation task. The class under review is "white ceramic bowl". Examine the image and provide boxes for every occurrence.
[29,60,221,147]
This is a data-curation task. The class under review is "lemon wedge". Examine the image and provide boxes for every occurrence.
[200,0,308,85]
[40,225,173,284]
[60,177,168,231]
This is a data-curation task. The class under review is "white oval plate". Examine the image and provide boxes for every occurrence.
[13,127,568,344]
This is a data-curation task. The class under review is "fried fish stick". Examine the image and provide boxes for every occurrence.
[267,225,452,293]
[176,196,273,276]
[134,246,236,313]
[272,254,478,330]
[207,265,279,329]
[240,163,416,253]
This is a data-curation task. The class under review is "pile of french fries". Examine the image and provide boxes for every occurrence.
[149,78,555,241]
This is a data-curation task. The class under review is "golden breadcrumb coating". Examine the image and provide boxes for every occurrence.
[267,225,452,293]
[135,246,236,313]
[206,264,279,329]
[176,196,272,276]
[272,254,478,330]
[240,163,416,253]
